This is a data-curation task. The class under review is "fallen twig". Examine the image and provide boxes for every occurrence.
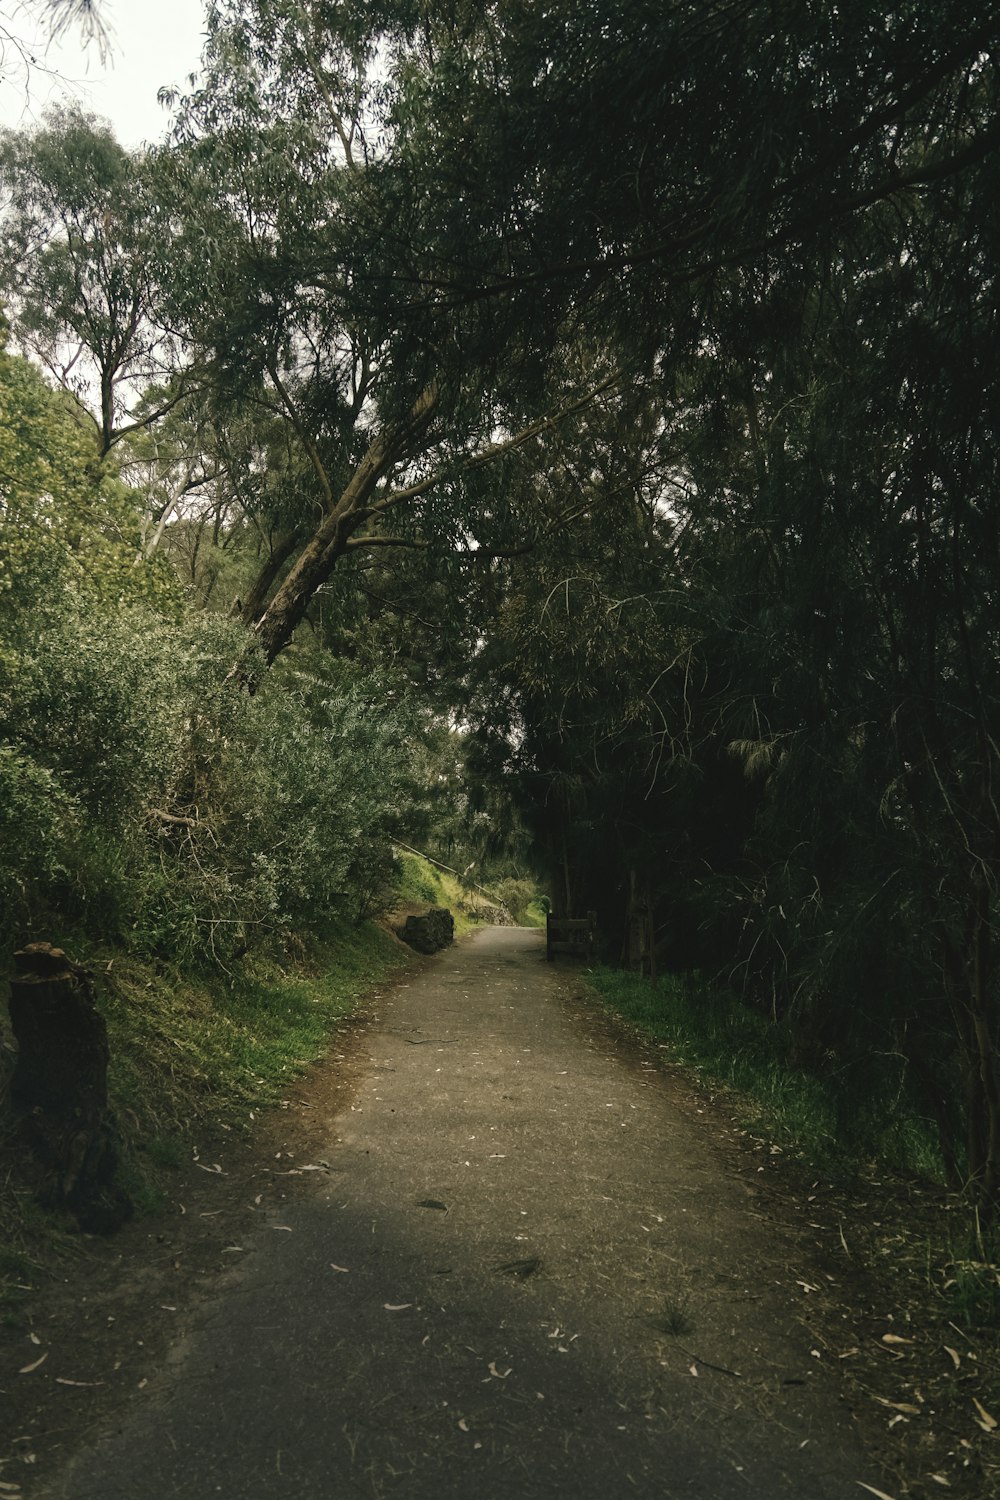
[676,1346,742,1378]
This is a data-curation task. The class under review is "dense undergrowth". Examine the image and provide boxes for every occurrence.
[392,847,545,930]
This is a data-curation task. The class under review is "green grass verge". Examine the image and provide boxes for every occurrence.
[104,919,410,1197]
[0,916,411,1303]
[584,966,946,1181]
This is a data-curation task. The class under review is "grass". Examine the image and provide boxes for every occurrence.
[0,847,487,1297]
[0,909,413,1303]
[100,917,410,1183]
[652,1295,696,1337]
[585,966,946,1181]
[392,849,482,937]
[0,1167,81,1318]
[944,1254,1000,1329]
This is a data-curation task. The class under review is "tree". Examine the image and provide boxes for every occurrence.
[0,108,185,457]
[0,333,176,622]
[151,5,623,671]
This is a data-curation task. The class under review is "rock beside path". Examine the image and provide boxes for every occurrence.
[400,906,455,953]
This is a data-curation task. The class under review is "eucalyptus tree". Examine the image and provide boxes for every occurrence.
[586,107,1000,1198]
[145,0,632,673]
[0,107,188,456]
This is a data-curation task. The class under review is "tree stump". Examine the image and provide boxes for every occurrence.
[7,943,130,1232]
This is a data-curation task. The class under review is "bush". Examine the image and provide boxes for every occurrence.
[0,598,438,963]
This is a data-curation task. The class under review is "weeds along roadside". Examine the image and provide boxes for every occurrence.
[585,965,1000,1494]
[586,963,1000,1320]
[0,852,494,1314]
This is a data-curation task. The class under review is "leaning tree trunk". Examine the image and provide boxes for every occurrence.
[237,528,303,627]
[248,381,440,670]
[7,943,130,1232]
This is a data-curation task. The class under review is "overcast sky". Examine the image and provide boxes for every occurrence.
[0,1,209,147]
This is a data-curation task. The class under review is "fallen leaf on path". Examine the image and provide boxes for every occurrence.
[417,1199,448,1211]
[489,1361,512,1379]
[928,1476,951,1487]
[55,1378,103,1387]
[688,1364,698,1377]
[458,1419,469,1432]
[943,1345,961,1370]
[0,1481,22,1495]
[873,1397,921,1416]
[384,1303,412,1311]
[196,1163,224,1174]
[221,1246,244,1254]
[330,1264,349,1273]
[28,1333,41,1346]
[856,1484,898,1500]
[881,1334,914,1346]
[18,1354,47,1374]
[972,1396,997,1432]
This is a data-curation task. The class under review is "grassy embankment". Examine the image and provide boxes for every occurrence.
[586,965,1000,1330]
[587,966,942,1174]
[0,850,477,1307]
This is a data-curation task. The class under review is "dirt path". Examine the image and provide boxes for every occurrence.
[28,928,881,1498]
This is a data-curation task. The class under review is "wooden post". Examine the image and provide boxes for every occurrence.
[7,943,130,1231]
[625,875,654,978]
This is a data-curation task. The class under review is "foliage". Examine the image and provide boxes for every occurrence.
[0,347,453,962]
[2,0,1000,1216]
[0,344,179,620]
[0,605,445,960]
[0,108,179,455]
[391,850,483,938]
[586,967,946,1183]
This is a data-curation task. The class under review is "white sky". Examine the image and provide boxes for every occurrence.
[0,1,209,148]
